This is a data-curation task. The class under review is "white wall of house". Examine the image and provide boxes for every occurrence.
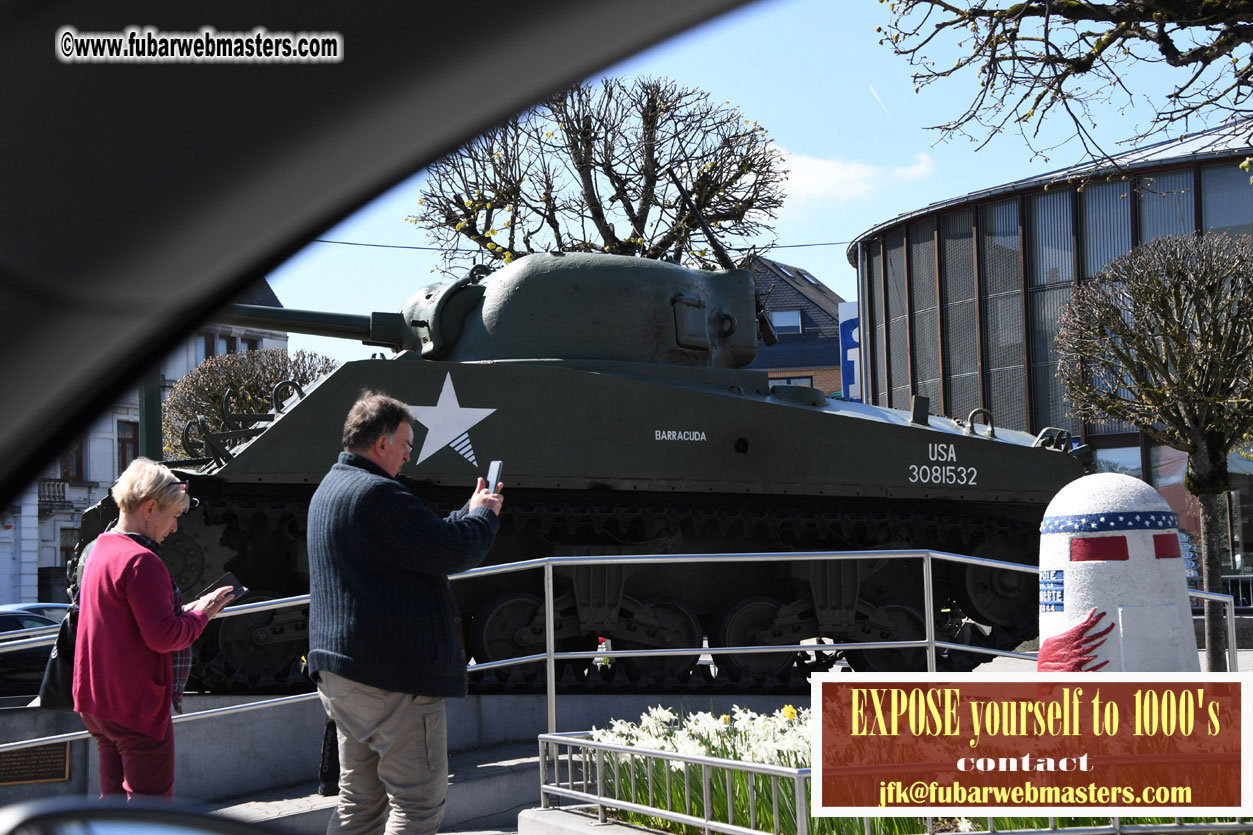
[0,483,39,604]
[6,325,287,604]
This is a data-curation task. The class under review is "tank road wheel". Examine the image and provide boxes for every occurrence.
[618,598,702,683]
[951,562,1034,627]
[468,594,592,684]
[710,597,795,682]
[159,511,235,601]
[845,602,927,673]
[194,591,309,694]
[158,532,206,596]
[469,593,546,681]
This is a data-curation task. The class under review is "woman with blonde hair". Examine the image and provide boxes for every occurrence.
[74,457,235,798]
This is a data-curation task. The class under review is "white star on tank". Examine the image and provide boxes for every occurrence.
[408,373,496,466]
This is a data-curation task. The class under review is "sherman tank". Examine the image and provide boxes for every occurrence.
[72,252,1088,694]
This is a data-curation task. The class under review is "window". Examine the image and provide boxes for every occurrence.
[59,438,83,481]
[797,270,819,285]
[60,528,78,567]
[1202,163,1253,236]
[1081,181,1130,279]
[770,375,813,387]
[770,310,801,335]
[199,332,255,361]
[196,334,214,364]
[1138,169,1194,242]
[1027,189,1073,287]
[978,199,1026,431]
[117,420,139,473]
[0,613,55,630]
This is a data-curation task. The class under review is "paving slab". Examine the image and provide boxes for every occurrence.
[211,742,537,834]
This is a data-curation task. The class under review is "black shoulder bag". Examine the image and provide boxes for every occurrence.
[38,607,78,712]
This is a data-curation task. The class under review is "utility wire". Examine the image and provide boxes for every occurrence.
[313,239,455,252]
[313,237,855,252]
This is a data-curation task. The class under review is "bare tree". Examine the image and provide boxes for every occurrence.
[162,349,338,459]
[408,77,786,273]
[1056,232,1253,670]
[880,1,1253,162]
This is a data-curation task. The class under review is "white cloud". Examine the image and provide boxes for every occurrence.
[776,146,935,220]
[893,152,935,180]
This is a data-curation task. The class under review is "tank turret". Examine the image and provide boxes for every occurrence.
[221,253,760,367]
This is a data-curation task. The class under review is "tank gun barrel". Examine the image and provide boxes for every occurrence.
[216,304,412,350]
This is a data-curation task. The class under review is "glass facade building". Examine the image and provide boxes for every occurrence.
[847,123,1253,571]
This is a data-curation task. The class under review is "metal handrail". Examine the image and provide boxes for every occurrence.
[2,549,1239,755]
[1221,573,1253,606]
[0,595,311,653]
[539,730,812,835]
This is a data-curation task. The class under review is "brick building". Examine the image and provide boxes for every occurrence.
[744,255,846,396]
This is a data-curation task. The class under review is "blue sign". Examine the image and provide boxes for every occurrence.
[1039,569,1064,612]
[838,302,860,403]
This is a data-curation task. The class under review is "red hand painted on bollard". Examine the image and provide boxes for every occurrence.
[1037,607,1114,672]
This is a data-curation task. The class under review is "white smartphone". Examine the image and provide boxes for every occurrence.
[487,460,503,491]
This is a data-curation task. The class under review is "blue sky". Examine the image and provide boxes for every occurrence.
[268,0,1168,363]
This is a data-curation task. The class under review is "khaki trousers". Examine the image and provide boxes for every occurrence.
[317,671,448,835]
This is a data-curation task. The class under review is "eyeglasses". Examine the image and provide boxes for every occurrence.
[176,481,200,513]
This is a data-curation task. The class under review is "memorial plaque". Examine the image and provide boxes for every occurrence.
[0,742,70,786]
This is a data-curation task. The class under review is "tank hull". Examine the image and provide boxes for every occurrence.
[213,355,1077,503]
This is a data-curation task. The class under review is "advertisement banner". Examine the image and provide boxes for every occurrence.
[813,672,1250,816]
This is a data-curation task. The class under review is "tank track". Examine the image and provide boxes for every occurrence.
[160,492,1041,696]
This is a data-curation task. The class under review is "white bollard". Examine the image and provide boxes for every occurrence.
[1037,472,1198,672]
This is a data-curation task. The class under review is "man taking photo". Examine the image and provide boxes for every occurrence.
[307,391,502,835]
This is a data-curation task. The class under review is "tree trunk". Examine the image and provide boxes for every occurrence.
[1187,443,1230,672]
[1195,490,1229,672]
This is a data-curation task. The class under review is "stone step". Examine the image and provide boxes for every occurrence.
[209,741,537,834]
[519,807,643,834]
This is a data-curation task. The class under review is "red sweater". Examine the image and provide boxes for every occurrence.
[73,531,210,738]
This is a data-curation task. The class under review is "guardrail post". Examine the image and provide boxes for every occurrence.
[597,749,607,823]
[1190,590,1239,672]
[923,551,936,673]
[796,774,809,835]
[539,739,550,809]
[1227,596,1239,672]
[702,763,712,835]
[545,560,556,734]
